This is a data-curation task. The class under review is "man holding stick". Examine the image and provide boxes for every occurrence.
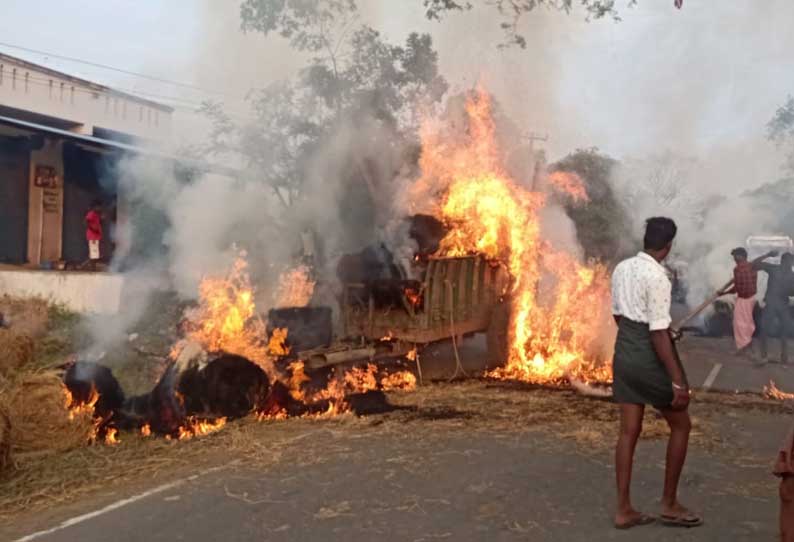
[718,248,778,359]
[610,217,701,529]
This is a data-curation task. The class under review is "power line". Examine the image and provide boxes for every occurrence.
[0,40,235,98]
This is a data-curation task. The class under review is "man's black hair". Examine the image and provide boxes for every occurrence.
[90,198,102,208]
[643,217,677,251]
[731,247,748,258]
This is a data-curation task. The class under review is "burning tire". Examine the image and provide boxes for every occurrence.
[486,300,511,367]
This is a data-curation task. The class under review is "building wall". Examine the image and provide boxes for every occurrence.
[0,56,171,141]
[0,136,29,263]
[0,268,123,313]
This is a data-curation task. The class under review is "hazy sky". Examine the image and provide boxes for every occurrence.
[2,0,793,195]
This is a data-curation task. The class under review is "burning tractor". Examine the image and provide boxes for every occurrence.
[269,249,511,374]
[58,87,613,443]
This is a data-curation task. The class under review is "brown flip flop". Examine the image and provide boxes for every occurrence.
[660,512,703,527]
[614,513,656,530]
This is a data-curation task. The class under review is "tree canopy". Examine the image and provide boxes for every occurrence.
[768,96,794,172]
[206,1,447,209]
[423,0,638,48]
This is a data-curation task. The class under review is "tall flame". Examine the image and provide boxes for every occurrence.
[275,265,315,308]
[185,251,274,376]
[414,86,612,384]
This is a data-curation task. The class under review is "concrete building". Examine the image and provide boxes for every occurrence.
[0,52,174,312]
[0,52,172,141]
[0,52,173,267]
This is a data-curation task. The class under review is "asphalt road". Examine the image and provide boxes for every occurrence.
[7,418,781,542]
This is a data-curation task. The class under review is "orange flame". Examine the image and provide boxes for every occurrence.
[764,380,794,401]
[176,417,227,440]
[344,363,379,393]
[405,287,422,308]
[288,360,310,401]
[140,424,152,437]
[381,371,418,391]
[104,427,120,445]
[548,171,589,203]
[268,328,290,356]
[275,265,315,308]
[413,86,612,385]
[184,251,274,377]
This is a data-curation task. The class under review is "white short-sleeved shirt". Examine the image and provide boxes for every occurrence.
[611,252,672,331]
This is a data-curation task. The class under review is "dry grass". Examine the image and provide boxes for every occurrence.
[0,330,35,378]
[0,405,10,473]
[0,296,50,338]
[0,371,96,457]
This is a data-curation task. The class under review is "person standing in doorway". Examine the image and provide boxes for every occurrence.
[610,217,701,529]
[758,252,794,365]
[84,199,103,271]
[719,248,778,359]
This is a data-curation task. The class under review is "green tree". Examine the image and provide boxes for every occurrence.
[204,1,447,212]
[551,148,632,263]
[423,0,638,48]
[768,95,794,172]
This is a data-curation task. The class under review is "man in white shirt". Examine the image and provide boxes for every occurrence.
[611,217,701,529]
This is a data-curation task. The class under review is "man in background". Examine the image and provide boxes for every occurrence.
[758,252,794,365]
[83,199,103,271]
[719,248,778,359]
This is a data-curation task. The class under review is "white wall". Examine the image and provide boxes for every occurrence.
[0,56,171,140]
[0,269,123,314]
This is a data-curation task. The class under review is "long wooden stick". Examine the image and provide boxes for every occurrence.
[672,278,734,331]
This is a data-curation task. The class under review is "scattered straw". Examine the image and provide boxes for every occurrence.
[0,405,10,473]
[0,296,50,338]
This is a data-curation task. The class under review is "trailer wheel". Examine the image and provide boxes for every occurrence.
[486,301,511,367]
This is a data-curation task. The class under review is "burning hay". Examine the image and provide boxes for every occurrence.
[1,371,97,457]
[0,329,34,377]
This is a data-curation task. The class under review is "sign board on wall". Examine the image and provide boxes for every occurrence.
[34,165,58,188]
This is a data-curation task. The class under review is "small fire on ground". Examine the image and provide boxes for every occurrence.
[764,380,794,401]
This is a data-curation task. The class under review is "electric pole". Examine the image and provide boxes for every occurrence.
[521,132,548,192]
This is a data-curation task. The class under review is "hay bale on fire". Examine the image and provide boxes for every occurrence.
[0,329,35,377]
[1,371,97,456]
[121,353,271,435]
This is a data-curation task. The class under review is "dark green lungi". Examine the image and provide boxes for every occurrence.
[613,318,674,408]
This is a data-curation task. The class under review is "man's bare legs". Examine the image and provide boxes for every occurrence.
[615,403,645,526]
[659,408,694,518]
